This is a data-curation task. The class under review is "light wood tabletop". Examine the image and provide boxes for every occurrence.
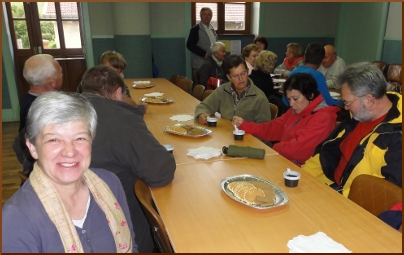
[143,113,279,165]
[126,78,200,115]
[125,78,401,252]
[151,157,402,253]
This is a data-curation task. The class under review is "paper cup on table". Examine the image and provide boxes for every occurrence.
[283,170,300,187]
[207,117,217,127]
[233,130,245,141]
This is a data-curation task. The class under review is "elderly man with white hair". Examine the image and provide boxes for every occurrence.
[19,54,63,132]
[199,41,228,88]
[13,54,63,177]
[317,45,346,89]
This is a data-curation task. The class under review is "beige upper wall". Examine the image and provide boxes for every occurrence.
[113,2,150,35]
[385,2,402,39]
[88,2,150,36]
[88,2,114,36]
[150,2,185,36]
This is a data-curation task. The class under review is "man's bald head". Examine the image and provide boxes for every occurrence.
[23,54,63,91]
[322,45,337,68]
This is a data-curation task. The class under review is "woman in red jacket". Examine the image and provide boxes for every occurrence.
[232,73,340,165]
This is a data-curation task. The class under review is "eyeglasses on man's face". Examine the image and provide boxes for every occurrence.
[343,96,363,107]
[229,71,248,80]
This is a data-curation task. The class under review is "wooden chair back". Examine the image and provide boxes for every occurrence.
[201,89,214,101]
[386,64,402,92]
[134,179,174,253]
[174,75,186,86]
[269,103,278,120]
[192,69,200,85]
[169,74,179,85]
[387,64,402,84]
[192,84,205,100]
[178,79,193,94]
[348,174,402,216]
[17,171,28,187]
[372,61,387,74]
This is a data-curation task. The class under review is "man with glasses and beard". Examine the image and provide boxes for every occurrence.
[302,62,402,197]
[195,54,271,125]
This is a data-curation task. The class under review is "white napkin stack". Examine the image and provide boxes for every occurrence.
[170,115,194,122]
[144,92,164,97]
[187,146,222,160]
[287,232,351,253]
[133,80,151,84]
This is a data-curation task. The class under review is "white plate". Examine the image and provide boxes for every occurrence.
[164,124,212,137]
[140,97,174,104]
[221,174,288,209]
[273,78,286,83]
[329,91,341,99]
[133,83,154,89]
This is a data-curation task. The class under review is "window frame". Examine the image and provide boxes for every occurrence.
[191,2,251,35]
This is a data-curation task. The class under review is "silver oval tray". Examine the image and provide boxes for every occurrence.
[133,83,154,89]
[164,124,212,137]
[221,174,288,209]
[140,97,174,104]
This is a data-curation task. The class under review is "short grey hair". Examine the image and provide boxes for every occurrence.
[211,42,225,53]
[23,54,57,86]
[25,91,97,144]
[336,62,387,99]
[200,7,212,17]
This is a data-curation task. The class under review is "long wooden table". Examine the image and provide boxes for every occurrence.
[126,78,200,115]
[152,158,402,252]
[125,78,402,252]
[143,114,279,165]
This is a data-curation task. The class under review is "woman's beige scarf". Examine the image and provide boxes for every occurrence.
[30,163,132,253]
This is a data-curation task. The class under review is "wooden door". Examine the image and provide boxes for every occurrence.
[5,2,87,100]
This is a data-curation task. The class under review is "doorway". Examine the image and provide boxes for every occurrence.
[5,2,87,100]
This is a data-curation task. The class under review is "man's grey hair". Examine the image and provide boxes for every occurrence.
[200,7,212,17]
[23,54,57,86]
[211,42,225,53]
[25,91,97,145]
[336,62,387,99]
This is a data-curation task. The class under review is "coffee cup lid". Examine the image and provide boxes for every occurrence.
[233,130,245,135]
[207,117,217,122]
[283,171,300,180]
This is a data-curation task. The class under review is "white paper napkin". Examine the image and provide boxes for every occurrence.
[133,80,151,84]
[214,112,221,118]
[144,92,164,97]
[187,146,222,160]
[170,114,194,122]
[287,232,351,253]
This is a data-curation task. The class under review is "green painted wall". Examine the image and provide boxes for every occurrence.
[336,2,388,65]
[260,2,339,37]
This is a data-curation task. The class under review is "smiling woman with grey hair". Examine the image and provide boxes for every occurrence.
[3,91,138,253]
[199,41,228,88]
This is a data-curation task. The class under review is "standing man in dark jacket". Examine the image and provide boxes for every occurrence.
[187,7,218,71]
[81,65,176,252]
